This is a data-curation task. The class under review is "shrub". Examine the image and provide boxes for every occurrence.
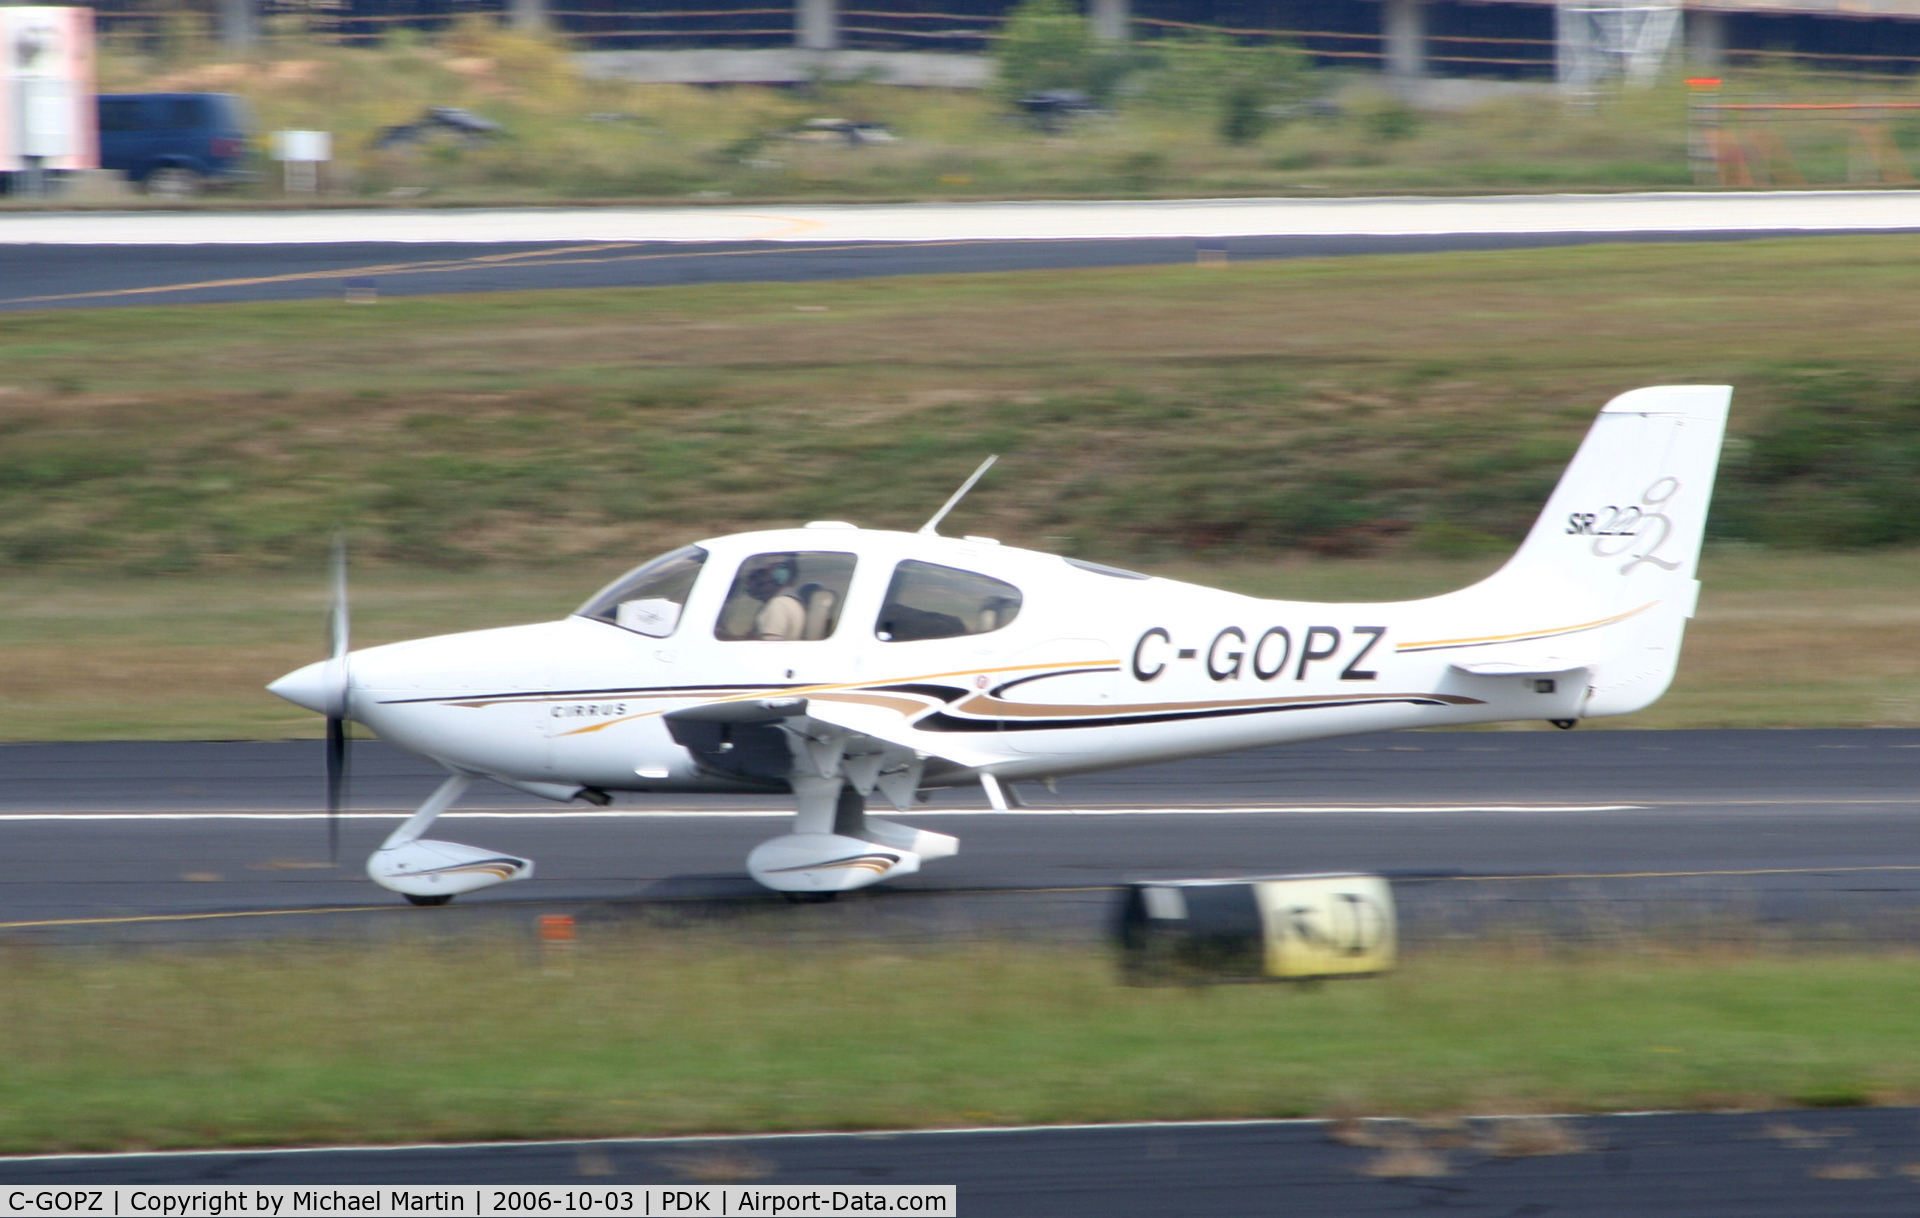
[1714,370,1920,547]
[1136,33,1312,146]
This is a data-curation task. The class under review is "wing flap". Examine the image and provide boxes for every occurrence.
[662,694,1004,779]
[802,696,1006,771]
[663,696,806,725]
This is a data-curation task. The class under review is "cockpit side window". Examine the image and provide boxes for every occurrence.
[715,551,857,641]
[875,561,1023,642]
[576,545,707,637]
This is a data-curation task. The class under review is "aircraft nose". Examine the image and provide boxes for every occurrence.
[268,658,344,717]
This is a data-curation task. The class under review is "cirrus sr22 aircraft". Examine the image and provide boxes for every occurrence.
[269,385,1730,904]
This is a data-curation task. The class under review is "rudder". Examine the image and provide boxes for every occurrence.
[1453,385,1732,718]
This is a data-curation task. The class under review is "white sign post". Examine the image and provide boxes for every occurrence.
[272,129,330,194]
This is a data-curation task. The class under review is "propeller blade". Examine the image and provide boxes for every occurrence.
[326,714,347,863]
[325,533,351,864]
[328,533,350,661]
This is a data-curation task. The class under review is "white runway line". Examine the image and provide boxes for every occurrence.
[0,804,1645,819]
[4,189,1920,245]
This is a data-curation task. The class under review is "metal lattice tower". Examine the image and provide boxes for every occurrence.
[1556,0,1682,91]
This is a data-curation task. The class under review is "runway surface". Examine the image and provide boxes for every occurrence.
[5,188,1919,310]
[5,729,1919,944]
[11,1108,1920,1215]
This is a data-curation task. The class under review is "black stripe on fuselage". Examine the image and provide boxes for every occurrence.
[917,695,1476,733]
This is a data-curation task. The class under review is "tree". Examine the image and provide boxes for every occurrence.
[992,0,1130,109]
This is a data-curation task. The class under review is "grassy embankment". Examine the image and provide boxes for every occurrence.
[60,22,1718,204]
[3,934,1919,1153]
[5,236,1920,738]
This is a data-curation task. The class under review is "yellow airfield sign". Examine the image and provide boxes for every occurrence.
[1252,874,1397,979]
[1117,872,1398,984]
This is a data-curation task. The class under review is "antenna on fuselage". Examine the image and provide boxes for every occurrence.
[919,454,997,536]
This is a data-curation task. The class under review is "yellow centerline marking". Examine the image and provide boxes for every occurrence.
[1455,864,1920,882]
[3,242,655,304]
[1035,865,1920,882]
[5,236,1025,306]
[0,905,397,930]
[7,863,1918,933]
[733,212,831,239]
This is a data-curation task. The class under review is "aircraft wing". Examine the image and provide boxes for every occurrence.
[662,693,1005,799]
[799,695,1008,770]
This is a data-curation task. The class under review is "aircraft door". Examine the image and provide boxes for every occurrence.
[712,550,861,686]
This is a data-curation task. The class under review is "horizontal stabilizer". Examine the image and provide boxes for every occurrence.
[1449,658,1593,678]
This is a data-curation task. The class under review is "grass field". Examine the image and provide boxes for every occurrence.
[2,933,1917,1153]
[7,235,1920,577]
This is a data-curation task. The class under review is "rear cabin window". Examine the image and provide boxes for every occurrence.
[576,545,707,637]
[875,561,1022,642]
[715,552,857,641]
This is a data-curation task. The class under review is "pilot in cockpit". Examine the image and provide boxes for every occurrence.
[744,556,804,641]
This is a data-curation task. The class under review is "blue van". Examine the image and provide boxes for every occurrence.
[96,92,256,197]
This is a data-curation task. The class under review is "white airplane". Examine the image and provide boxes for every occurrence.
[269,385,1730,904]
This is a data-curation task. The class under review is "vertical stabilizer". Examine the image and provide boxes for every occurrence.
[1447,385,1731,718]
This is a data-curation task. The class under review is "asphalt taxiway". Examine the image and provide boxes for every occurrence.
[9,1107,1920,1215]
[6,188,1920,310]
[4,729,1918,944]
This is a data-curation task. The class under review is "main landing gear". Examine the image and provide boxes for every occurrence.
[366,773,533,905]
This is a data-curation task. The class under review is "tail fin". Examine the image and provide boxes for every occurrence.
[1444,385,1731,718]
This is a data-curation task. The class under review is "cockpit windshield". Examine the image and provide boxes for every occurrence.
[576,545,707,637]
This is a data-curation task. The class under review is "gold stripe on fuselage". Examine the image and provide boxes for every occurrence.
[1394,602,1656,654]
[553,660,1120,737]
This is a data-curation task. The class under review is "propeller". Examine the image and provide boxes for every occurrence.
[265,534,359,864]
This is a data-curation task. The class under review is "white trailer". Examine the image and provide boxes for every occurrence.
[1,6,98,194]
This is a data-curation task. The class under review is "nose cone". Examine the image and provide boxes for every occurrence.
[268,658,345,717]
